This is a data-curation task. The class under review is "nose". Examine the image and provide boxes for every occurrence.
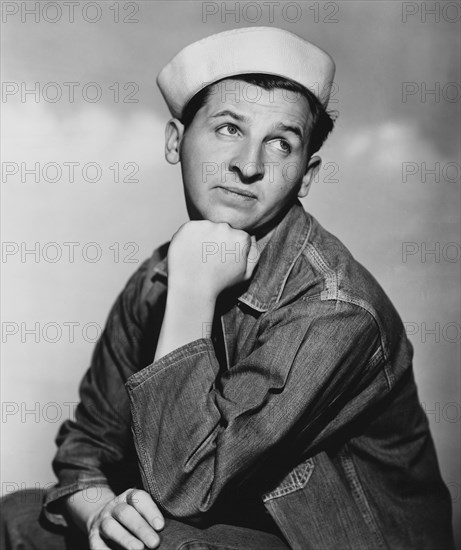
[228,141,265,184]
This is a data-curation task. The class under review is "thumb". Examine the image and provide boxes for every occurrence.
[244,235,260,280]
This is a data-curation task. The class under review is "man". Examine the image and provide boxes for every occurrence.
[1,27,454,550]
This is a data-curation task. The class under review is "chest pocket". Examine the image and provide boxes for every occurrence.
[262,457,314,502]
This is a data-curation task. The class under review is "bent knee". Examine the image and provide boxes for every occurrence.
[1,489,46,525]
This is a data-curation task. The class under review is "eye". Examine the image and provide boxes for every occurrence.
[217,124,239,136]
[270,139,292,154]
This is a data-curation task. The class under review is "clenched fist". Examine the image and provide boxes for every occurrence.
[167,220,259,300]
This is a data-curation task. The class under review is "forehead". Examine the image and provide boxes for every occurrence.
[200,78,312,127]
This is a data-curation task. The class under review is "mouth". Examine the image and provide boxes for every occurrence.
[216,186,257,199]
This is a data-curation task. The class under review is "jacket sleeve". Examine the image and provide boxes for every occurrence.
[43,255,156,527]
[125,298,390,521]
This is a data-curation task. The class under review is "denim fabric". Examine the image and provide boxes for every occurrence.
[1,489,289,550]
[1,489,88,549]
[43,200,454,549]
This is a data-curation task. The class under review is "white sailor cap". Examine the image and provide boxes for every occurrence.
[157,26,335,119]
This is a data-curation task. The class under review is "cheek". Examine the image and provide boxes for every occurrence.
[182,136,219,185]
[180,147,205,191]
[268,168,299,196]
[278,162,303,186]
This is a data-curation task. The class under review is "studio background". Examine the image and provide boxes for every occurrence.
[1,1,460,546]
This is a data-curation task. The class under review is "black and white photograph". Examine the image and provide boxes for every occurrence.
[1,1,460,549]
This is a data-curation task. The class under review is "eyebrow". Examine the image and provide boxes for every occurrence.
[272,122,304,143]
[210,109,249,123]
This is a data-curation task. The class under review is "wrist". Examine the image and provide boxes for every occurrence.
[64,486,114,534]
[154,282,217,361]
[165,285,216,337]
[167,279,218,311]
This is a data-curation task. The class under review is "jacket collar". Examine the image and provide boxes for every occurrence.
[151,200,311,313]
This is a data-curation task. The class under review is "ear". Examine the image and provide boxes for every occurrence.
[298,155,321,198]
[165,118,185,165]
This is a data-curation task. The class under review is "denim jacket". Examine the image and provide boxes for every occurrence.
[44,200,454,549]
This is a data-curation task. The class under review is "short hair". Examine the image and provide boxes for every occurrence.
[181,73,336,157]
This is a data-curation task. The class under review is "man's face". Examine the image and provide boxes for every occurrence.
[166,79,319,234]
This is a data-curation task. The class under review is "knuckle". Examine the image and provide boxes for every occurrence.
[100,516,115,535]
[113,503,131,522]
[140,525,157,540]
[122,535,139,550]
[217,221,230,231]
[113,492,124,504]
[126,488,140,506]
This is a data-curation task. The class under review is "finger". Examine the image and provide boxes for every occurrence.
[99,516,145,550]
[244,235,260,279]
[112,502,160,548]
[126,489,165,531]
[88,530,112,550]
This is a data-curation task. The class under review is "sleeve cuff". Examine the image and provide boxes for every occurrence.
[126,338,216,390]
[43,479,111,527]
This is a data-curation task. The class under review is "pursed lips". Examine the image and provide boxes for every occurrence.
[216,186,257,199]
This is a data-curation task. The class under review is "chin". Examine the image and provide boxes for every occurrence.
[211,217,247,230]
[201,208,254,230]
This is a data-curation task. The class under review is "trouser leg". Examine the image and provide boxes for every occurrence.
[158,518,291,550]
[1,488,290,550]
[0,489,88,550]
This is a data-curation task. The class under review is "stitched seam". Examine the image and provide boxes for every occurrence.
[262,459,314,502]
[132,349,205,384]
[129,418,160,505]
[339,445,387,549]
[126,343,210,389]
[303,243,339,299]
[273,216,312,307]
[334,291,392,387]
[308,290,392,389]
[261,502,297,549]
